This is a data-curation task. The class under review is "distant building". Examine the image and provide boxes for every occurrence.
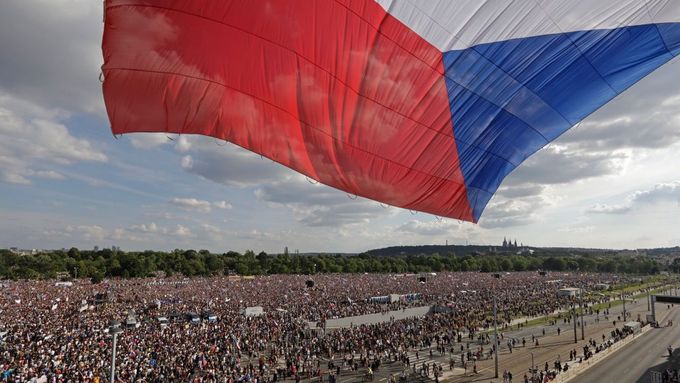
[9,248,39,256]
[594,283,610,290]
[501,237,524,251]
[558,288,581,297]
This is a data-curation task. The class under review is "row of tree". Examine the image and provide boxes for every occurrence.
[0,247,662,280]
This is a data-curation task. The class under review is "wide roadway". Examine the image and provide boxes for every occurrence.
[572,303,680,383]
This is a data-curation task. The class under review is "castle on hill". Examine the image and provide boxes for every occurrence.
[501,237,522,250]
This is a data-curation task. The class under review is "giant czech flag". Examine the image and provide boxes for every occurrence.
[102,0,680,222]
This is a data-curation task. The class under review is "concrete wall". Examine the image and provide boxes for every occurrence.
[309,305,432,329]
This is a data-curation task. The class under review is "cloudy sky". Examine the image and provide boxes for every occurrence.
[1,1,680,253]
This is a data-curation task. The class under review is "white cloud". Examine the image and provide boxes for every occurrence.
[213,201,232,209]
[505,146,626,187]
[559,95,680,151]
[254,175,394,227]
[586,203,631,215]
[201,223,222,234]
[0,0,104,115]
[496,184,546,199]
[661,94,680,107]
[397,219,463,236]
[180,155,193,169]
[175,136,192,152]
[128,133,171,149]
[169,198,232,213]
[36,220,206,247]
[0,93,107,185]
[170,197,212,213]
[588,181,680,215]
[0,168,30,184]
[479,197,546,228]
[129,222,159,233]
[0,167,65,184]
[66,225,107,241]
[174,224,193,237]
[28,170,65,180]
[177,136,289,187]
[629,181,680,204]
[558,225,596,234]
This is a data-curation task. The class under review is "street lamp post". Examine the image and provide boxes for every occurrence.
[109,320,123,383]
[572,303,577,344]
[579,288,585,341]
[622,288,627,322]
[493,295,499,379]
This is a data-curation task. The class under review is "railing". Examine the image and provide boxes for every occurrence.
[551,325,650,383]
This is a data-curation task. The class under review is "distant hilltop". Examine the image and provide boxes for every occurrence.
[364,244,680,258]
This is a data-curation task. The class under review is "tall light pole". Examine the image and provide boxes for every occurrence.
[572,303,577,344]
[621,287,627,322]
[109,320,123,383]
[493,295,499,379]
[579,288,585,340]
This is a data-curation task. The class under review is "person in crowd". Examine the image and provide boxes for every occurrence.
[0,272,625,382]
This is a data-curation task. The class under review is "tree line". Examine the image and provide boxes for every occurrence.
[0,247,661,281]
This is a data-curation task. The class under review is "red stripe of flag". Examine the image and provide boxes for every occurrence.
[102,0,474,220]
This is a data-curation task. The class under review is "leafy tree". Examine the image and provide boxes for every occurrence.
[90,271,105,284]
[0,246,668,279]
[67,247,80,260]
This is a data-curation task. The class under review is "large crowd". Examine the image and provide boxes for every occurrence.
[0,272,626,382]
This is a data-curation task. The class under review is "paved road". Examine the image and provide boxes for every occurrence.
[572,304,680,383]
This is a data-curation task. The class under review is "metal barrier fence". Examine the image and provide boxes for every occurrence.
[650,370,663,383]
[552,324,650,383]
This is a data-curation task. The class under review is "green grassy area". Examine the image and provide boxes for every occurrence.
[496,279,680,333]
[602,276,671,297]
[472,278,680,337]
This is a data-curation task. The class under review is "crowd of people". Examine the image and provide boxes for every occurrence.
[521,325,640,383]
[0,271,626,382]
